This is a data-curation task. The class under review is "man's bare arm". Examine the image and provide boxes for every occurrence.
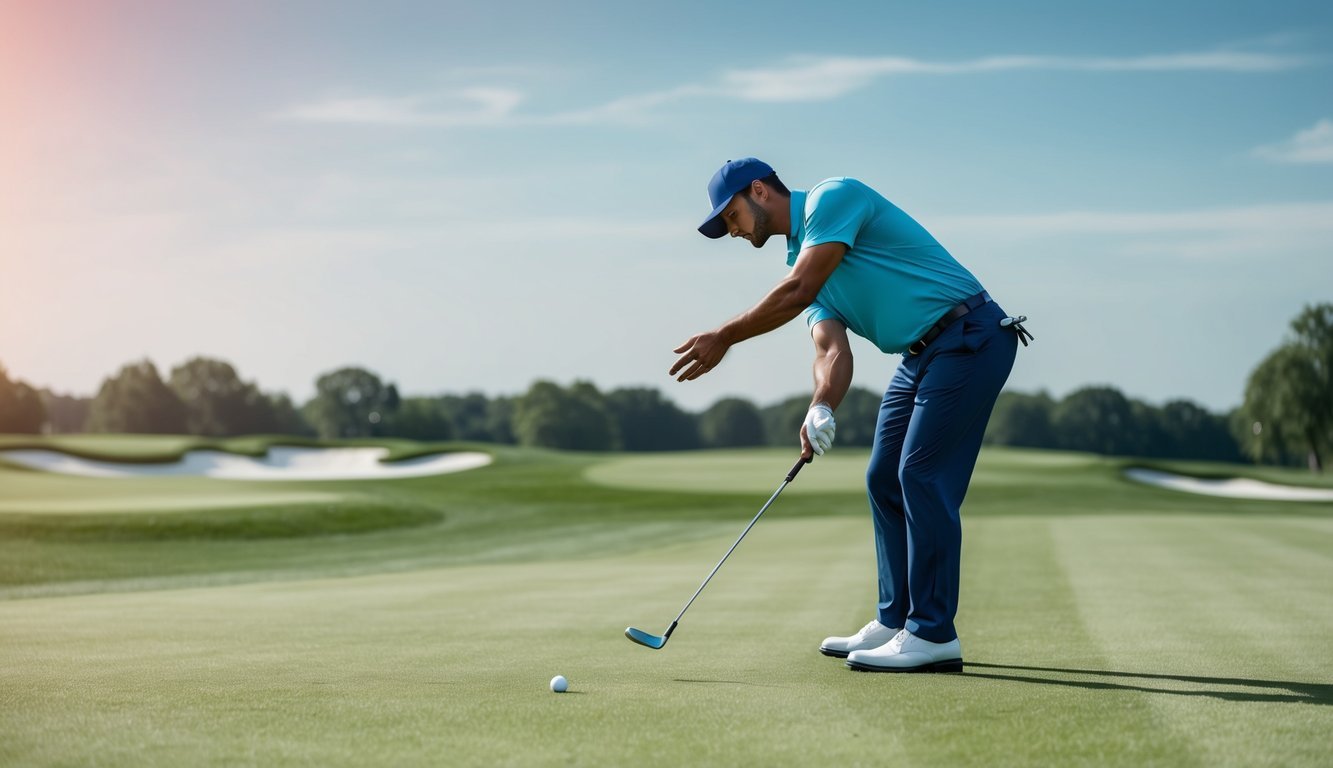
[811,319,854,410]
[670,241,847,381]
[801,319,854,459]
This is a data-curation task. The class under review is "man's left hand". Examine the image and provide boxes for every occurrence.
[670,330,731,381]
[803,403,836,456]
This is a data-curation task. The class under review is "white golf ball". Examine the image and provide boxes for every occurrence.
[550,675,568,693]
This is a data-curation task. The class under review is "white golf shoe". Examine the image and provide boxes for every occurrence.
[846,629,963,673]
[819,620,901,658]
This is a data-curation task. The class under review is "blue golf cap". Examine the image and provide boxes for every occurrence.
[698,157,775,238]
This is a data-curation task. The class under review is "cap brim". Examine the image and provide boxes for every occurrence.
[698,216,728,239]
[697,198,732,239]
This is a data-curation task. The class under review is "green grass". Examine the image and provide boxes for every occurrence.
[1,437,1330,766]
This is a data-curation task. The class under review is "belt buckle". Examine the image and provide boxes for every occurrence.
[907,339,926,356]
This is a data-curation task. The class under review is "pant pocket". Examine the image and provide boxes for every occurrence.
[959,318,984,353]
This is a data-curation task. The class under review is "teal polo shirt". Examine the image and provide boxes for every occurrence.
[786,178,984,355]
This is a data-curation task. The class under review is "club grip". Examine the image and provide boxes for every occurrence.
[786,455,812,482]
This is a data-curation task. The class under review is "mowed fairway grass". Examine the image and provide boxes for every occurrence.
[1,436,1331,766]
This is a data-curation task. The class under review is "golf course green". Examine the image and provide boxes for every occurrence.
[1,436,1330,766]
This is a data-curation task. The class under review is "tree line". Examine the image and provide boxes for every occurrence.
[0,359,1265,463]
[0,356,883,451]
[1,303,1327,469]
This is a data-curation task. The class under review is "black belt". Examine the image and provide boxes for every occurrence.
[906,291,991,356]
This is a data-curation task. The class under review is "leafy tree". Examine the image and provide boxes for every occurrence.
[37,389,90,433]
[1128,398,1169,458]
[1158,399,1241,463]
[605,387,700,451]
[1291,302,1333,380]
[1237,343,1328,471]
[1234,304,1333,471]
[985,390,1056,447]
[428,392,518,444]
[485,395,517,444]
[381,397,454,441]
[303,367,400,439]
[835,388,882,447]
[266,393,312,436]
[1286,303,1333,470]
[761,395,809,447]
[699,397,766,448]
[168,357,278,436]
[512,380,620,451]
[0,365,46,433]
[87,360,188,434]
[439,393,495,442]
[1051,386,1138,456]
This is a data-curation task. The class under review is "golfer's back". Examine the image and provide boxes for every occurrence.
[789,177,984,354]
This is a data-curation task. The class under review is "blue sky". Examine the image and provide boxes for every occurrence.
[2,0,1330,413]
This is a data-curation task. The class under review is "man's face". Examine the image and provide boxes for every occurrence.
[720,187,774,248]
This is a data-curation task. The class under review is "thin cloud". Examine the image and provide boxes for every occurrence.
[722,51,1311,102]
[930,201,1333,261]
[1071,51,1308,72]
[1253,119,1333,164]
[279,49,1313,125]
[934,201,1333,235]
[278,87,525,126]
[546,84,716,125]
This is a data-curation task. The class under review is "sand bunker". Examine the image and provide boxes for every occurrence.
[0,446,492,481]
[1125,468,1333,502]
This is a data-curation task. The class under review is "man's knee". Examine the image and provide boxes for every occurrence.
[897,461,935,494]
[899,460,950,502]
[866,456,902,507]
[899,461,965,526]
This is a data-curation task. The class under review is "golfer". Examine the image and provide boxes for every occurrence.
[671,158,1030,672]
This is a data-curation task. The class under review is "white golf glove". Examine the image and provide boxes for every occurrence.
[803,403,836,456]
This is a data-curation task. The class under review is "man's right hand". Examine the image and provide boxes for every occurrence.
[670,330,732,382]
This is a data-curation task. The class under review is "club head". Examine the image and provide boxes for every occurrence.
[625,626,667,649]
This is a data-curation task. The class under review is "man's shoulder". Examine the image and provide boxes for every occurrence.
[810,176,864,193]
[807,177,883,206]
[804,177,883,221]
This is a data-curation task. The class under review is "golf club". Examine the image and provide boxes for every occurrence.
[625,455,812,650]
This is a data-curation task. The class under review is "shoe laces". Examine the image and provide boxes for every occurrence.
[888,629,911,652]
[854,620,883,639]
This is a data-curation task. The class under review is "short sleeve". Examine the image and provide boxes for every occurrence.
[803,180,874,250]
[803,301,840,333]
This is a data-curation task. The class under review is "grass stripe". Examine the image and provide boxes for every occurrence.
[938,517,1201,767]
[1051,515,1333,767]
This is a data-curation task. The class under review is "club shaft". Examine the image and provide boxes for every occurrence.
[670,478,792,626]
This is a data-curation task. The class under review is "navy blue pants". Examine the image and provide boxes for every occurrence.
[867,299,1017,643]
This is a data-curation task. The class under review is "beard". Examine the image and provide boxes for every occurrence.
[743,195,774,248]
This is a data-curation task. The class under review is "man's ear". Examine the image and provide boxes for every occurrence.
[750,179,767,201]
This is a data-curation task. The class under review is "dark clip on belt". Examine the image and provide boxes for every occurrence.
[1000,315,1034,347]
[907,291,1035,355]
